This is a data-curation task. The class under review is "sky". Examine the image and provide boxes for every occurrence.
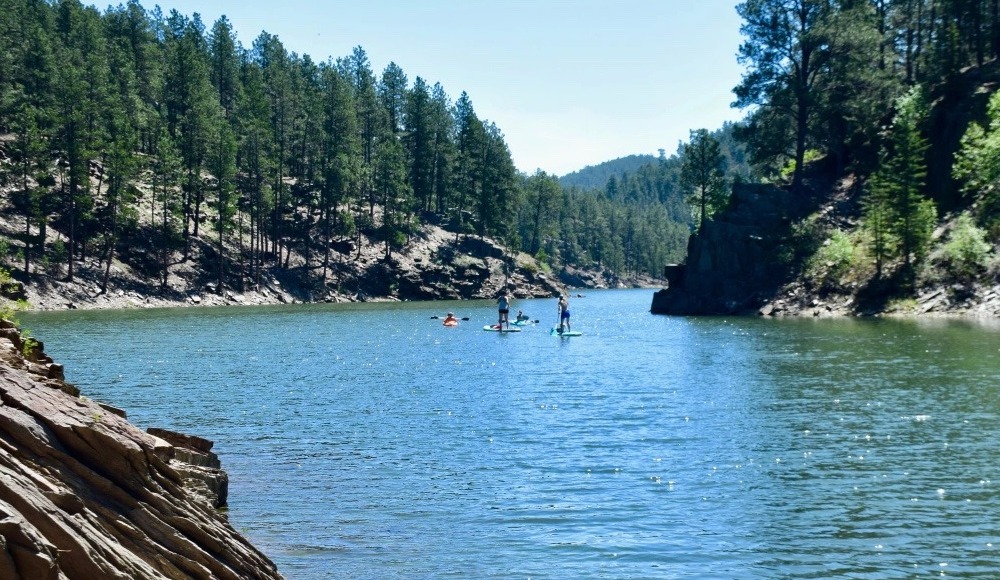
[138,1,748,177]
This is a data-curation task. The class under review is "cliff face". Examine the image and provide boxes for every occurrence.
[651,184,810,315]
[0,321,281,579]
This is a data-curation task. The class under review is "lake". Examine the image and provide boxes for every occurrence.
[19,289,1000,578]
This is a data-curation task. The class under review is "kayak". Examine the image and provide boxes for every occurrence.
[511,319,533,326]
[483,325,521,333]
[550,328,582,337]
[443,320,458,327]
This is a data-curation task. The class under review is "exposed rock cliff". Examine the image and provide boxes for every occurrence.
[0,321,281,579]
[651,183,811,315]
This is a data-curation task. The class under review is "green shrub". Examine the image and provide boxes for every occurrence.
[940,213,992,278]
[48,239,67,273]
[18,327,38,358]
[0,267,29,326]
[805,229,864,289]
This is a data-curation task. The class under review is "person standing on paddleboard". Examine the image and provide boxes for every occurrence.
[497,288,512,330]
[558,294,571,333]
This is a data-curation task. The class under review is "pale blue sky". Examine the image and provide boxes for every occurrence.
[140,1,746,176]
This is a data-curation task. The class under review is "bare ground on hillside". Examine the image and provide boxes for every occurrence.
[0,138,663,312]
[752,175,1000,319]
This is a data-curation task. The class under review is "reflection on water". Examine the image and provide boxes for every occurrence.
[21,291,1000,578]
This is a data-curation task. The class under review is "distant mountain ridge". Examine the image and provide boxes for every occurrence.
[559,154,659,189]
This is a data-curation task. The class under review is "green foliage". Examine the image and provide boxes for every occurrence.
[779,149,824,181]
[734,0,837,187]
[863,88,936,275]
[18,327,38,358]
[680,129,729,233]
[48,239,67,273]
[861,182,897,278]
[534,248,549,266]
[779,218,826,272]
[0,267,29,325]
[559,155,658,189]
[954,90,1000,234]
[937,213,992,279]
[805,229,870,290]
[0,0,698,289]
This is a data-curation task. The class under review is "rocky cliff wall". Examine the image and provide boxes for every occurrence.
[0,321,282,579]
[651,183,808,315]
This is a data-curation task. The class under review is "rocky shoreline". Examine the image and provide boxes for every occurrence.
[650,183,1000,319]
[8,223,660,313]
[0,320,282,579]
[7,224,583,312]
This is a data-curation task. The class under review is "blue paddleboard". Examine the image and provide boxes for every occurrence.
[484,325,521,332]
[550,328,582,337]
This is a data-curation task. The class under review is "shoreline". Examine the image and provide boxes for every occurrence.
[12,253,664,313]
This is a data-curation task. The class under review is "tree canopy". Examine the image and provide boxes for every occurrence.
[0,0,695,291]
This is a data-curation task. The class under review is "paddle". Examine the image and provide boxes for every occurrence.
[431,315,471,321]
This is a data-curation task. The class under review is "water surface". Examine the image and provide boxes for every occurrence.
[21,290,1000,578]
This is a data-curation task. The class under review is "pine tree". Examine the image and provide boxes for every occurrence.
[429,82,455,215]
[404,76,435,213]
[209,16,240,119]
[813,1,898,173]
[374,133,411,258]
[206,115,236,292]
[452,91,483,237]
[318,63,359,281]
[865,87,936,276]
[679,128,728,234]
[521,171,561,257]
[53,0,109,280]
[477,121,518,240]
[164,12,218,259]
[152,127,182,290]
[734,0,833,188]
[379,62,408,136]
[234,55,273,287]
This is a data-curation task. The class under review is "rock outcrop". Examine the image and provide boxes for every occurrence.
[0,320,282,579]
[651,183,811,315]
[354,230,563,302]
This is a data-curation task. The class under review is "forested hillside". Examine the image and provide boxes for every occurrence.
[656,0,1000,316]
[0,0,697,307]
[558,154,657,189]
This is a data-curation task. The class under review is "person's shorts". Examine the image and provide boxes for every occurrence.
[561,311,570,319]
[499,309,509,314]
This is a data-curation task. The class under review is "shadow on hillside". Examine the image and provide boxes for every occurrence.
[853,268,915,314]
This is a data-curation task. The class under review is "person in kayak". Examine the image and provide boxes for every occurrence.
[443,312,459,326]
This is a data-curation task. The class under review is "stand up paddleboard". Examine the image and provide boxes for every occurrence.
[484,325,521,332]
[550,328,582,337]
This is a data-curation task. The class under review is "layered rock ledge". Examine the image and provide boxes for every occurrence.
[0,320,282,579]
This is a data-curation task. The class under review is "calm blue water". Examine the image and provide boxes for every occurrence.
[20,289,1000,578]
